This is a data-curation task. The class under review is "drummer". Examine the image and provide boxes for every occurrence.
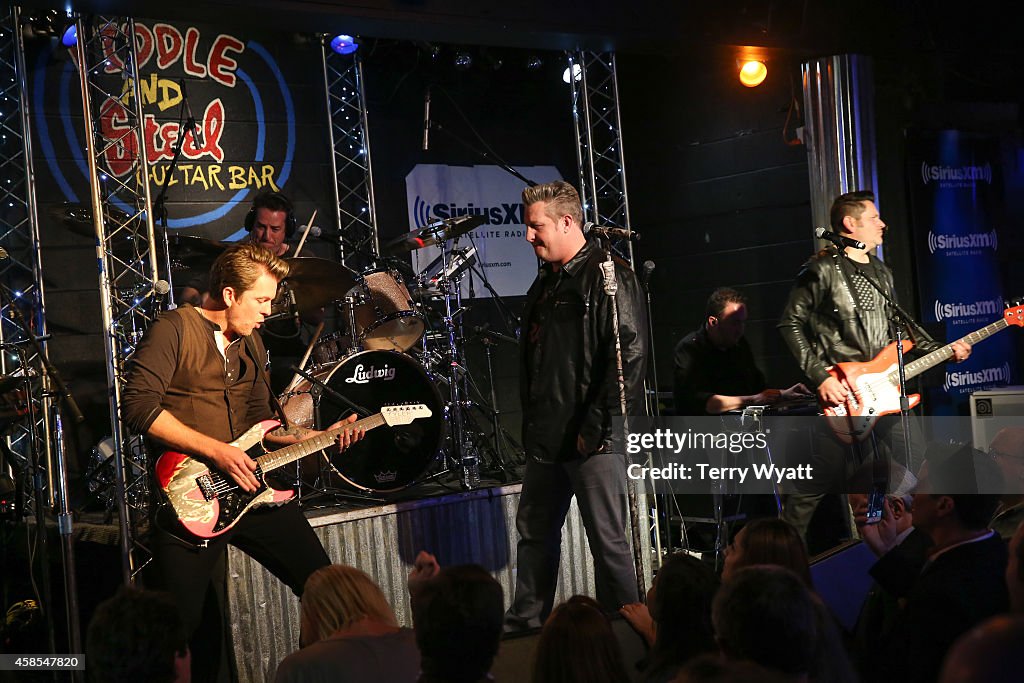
[181,191,322,393]
[672,287,810,415]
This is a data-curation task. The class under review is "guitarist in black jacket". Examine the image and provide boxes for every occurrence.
[777,191,971,549]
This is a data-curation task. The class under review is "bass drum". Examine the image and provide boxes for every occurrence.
[281,350,444,492]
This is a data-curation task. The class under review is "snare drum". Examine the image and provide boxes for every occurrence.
[279,350,444,492]
[348,269,424,352]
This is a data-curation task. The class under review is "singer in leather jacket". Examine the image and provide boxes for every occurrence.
[505,181,647,630]
[519,237,648,463]
[778,246,942,388]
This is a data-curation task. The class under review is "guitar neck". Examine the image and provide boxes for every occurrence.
[256,413,385,473]
[900,318,1009,380]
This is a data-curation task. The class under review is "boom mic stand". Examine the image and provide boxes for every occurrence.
[832,247,932,475]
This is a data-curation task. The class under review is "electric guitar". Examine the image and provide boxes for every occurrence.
[824,300,1024,443]
[155,404,432,539]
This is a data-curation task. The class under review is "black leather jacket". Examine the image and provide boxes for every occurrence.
[778,248,940,388]
[520,239,648,463]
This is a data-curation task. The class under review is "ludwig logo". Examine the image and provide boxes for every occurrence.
[344,363,397,384]
[373,470,398,483]
[933,298,1003,322]
[920,161,992,185]
[927,229,998,255]
[943,363,1010,393]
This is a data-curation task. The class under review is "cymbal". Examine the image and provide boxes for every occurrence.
[284,257,359,313]
[53,202,133,238]
[382,214,487,254]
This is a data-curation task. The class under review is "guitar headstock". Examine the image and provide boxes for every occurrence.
[1005,298,1024,327]
[381,404,432,426]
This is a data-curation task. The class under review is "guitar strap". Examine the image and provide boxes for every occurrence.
[244,334,292,430]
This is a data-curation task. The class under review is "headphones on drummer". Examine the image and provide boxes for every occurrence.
[244,191,297,238]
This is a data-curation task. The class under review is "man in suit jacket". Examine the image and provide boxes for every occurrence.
[873,445,1007,683]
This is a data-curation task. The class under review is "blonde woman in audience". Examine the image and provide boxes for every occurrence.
[274,564,420,683]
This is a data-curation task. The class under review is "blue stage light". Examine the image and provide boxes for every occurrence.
[60,22,77,47]
[329,34,358,55]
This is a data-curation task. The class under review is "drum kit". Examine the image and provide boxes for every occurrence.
[65,200,516,507]
[270,212,516,499]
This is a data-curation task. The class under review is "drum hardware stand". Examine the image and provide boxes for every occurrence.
[0,276,86,658]
[739,406,784,515]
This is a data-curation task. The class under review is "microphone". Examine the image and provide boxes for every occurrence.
[422,87,431,151]
[181,79,204,152]
[584,222,640,241]
[303,225,322,238]
[640,260,655,291]
[815,226,866,250]
[148,279,171,319]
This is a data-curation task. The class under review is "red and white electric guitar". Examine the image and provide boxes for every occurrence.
[824,301,1024,443]
[155,404,432,539]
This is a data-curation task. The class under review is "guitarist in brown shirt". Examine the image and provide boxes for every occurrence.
[123,243,362,682]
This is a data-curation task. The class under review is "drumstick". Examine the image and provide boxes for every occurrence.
[293,209,318,257]
[282,321,324,395]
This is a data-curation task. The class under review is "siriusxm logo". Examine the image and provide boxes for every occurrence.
[933,298,1003,322]
[412,196,523,229]
[927,230,998,255]
[943,363,1010,392]
[920,162,992,185]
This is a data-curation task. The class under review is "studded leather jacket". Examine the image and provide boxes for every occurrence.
[778,248,940,388]
[520,239,649,463]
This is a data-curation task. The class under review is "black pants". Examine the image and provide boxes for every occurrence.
[783,415,923,550]
[146,500,329,682]
[506,453,638,629]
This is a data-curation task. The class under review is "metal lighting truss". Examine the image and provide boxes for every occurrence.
[73,15,159,583]
[567,50,636,267]
[321,43,379,272]
[0,6,53,517]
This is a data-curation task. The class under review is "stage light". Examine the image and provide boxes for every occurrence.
[329,34,358,55]
[562,64,582,84]
[525,55,543,70]
[60,22,77,47]
[739,60,767,87]
[454,52,473,70]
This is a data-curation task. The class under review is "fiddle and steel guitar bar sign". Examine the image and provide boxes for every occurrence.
[28,20,327,240]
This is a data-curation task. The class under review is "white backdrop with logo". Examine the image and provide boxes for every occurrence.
[404,164,563,298]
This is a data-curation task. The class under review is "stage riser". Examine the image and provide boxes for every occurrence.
[227,484,651,683]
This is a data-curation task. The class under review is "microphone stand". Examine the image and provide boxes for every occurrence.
[150,82,204,306]
[638,263,664,566]
[832,246,926,473]
[597,241,647,600]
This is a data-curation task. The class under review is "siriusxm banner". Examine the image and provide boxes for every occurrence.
[906,130,1017,413]
[404,164,563,297]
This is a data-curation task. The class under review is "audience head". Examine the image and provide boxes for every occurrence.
[722,518,812,588]
[86,586,190,683]
[939,614,1024,683]
[914,443,1004,538]
[675,654,793,683]
[1008,521,1024,613]
[412,564,503,683]
[533,595,629,683]
[712,566,818,678]
[300,564,398,647]
[647,553,718,668]
[988,427,1024,495]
